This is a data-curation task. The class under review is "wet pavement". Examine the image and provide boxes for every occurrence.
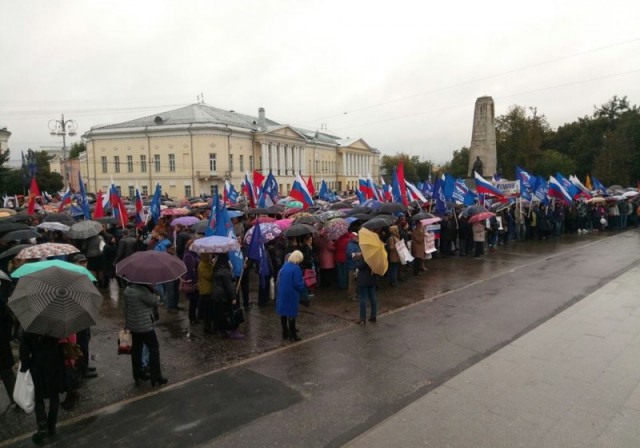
[1,229,639,446]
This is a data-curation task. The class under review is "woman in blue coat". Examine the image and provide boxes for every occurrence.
[276,250,305,342]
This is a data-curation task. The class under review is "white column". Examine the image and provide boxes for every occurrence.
[261,142,267,171]
[348,154,352,175]
[270,143,277,173]
[299,147,304,174]
[342,152,346,175]
[284,145,289,175]
[278,144,284,176]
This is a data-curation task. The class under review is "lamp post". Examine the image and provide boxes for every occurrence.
[48,113,77,186]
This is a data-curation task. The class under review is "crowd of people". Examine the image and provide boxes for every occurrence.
[0,192,638,444]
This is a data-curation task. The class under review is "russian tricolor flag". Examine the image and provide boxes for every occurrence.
[548,176,573,204]
[474,172,505,198]
[244,172,257,208]
[58,187,72,212]
[134,185,145,227]
[405,180,427,203]
[290,174,314,209]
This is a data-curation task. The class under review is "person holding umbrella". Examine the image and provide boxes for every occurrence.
[123,282,168,387]
[276,250,305,342]
[19,332,65,444]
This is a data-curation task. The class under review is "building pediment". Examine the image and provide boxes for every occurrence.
[340,138,373,152]
[262,125,308,141]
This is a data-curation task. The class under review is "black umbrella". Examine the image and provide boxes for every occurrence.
[248,208,269,215]
[43,213,75,225]
[362,218,392,230]
[94,217,120,225]
[266,205,284,215]
[410,212,437,222]
[1,229,40,242]
[462,205,490,218]
[378,203,407,214]
[330,201,352,210]
[8,267,103,338]
[347,207,375,216]
[116,251,187,284]
[295,215,322,225]
[283,224,315,237]
[0,214,34,224]
[350,213,373,221]
[0,222,31,234]
[0,244,34,259]
[192,220,208,234]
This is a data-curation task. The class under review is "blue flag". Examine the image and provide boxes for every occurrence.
[443,174,456,201]
[247,222,271,288]
[78,172,91,220]
[516,166,532,201]
[150,183,162,225]
[214,200,244,277]
[257,171,279,207]
[591,176,608,196]
[433,177,447,215]
[355,189,366,205]
[205,186,220,237]
[391,169,403,204]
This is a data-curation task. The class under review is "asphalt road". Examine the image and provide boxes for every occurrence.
[2,229,639,447]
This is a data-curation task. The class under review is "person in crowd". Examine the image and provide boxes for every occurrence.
[182,239,200,325]
[440,213,456,257]
[457,215,470,256]
[211,253,244,339]
[114,228,138,265]
[316,231,336,287]
[472,219,486,258]
[59,333,81,411]
[0,295,15,410]
[83,232,105,287]
[386,226,401,286]
[174,223,194,260]
[198,254,215,334]
[334,231,350,290]
[19,332,64,444]
[411,221,425,275]
[276,250,305,342]
[123,282,167,387]
[346,232,360,301]
[355,248,378,325]
[299,234,316,298]
[154,230,180,313]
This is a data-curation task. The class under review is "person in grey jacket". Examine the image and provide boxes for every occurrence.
[123,283,167,387]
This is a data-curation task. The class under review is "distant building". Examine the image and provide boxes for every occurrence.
[0,127,11,155]
[82,103,380,198]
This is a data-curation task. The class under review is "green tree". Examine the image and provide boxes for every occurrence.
[68,141,86,159]
[532,150,576,177]
[440,146,469,178]
[3,150,63,195]
[0,149,11,194]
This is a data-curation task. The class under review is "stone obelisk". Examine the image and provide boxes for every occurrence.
[467,96,497,178]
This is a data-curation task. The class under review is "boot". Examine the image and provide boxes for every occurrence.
[281,317,289,340]
[32,423,48,445]
[47,414,57,438]
[288,318,301,342]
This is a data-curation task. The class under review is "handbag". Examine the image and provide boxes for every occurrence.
[62,342,83,361]
[13,364,35,413]
[118,329,132,355]
[227,304,245,329]
[179,279,197,293]
[303,269,317,288]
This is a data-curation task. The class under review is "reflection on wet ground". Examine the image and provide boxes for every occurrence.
[0,230,631,442]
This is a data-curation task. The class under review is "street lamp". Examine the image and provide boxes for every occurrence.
[48,113,77,185]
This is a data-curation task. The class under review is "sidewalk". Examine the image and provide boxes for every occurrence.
[347,263,640,448]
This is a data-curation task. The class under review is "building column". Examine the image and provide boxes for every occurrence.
[278,144,284,176]
[299,147,304,174]
[342,152,346,176]
[270,143,277,173]
[283,145,289,175]
[261,142,267,172]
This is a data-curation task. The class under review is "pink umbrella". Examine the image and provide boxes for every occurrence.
[274,218,294,230]
[170,216,200,227]
[468,212,495,223]
[244,223,282,244]
[161,208,190,217]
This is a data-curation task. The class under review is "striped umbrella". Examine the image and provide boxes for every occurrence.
[8,267,103,338]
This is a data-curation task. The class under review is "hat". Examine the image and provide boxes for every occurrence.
[351,232,358,238]
[69,253,87,263]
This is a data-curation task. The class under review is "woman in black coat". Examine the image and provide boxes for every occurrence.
[211,254,243,339]
[19,332,65,444]
[0,297,15,407]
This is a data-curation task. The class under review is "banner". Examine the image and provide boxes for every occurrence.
[493,180,520,195]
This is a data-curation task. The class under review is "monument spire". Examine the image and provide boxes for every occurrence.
[468,96,497,178]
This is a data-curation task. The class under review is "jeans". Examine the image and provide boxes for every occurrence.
[165,280,179,310]
[131,330,161,380]
[358,286,378,321]
[336,262,348,289]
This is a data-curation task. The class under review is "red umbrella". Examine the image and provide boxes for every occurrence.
[468,212,495,223]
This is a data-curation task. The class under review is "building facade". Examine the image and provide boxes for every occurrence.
[0,127,10,155]
[82,104,380,198]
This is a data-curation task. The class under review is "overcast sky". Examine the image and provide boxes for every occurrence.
[1,0,639,166]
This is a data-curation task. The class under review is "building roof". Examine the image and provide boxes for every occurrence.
[89,103,280,132]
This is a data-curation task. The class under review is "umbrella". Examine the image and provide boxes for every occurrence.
[468,212,495,223]
[586,197,606,204]
[283,207,303,217]
[316,211,346,222]
[462,205,489,218]
[274,219,294,230]
[43,213,75,225]
[362,200,382,209]
[0,270,11,282]
[265,205,284,214]
[94,217,120,225]
[253,216,277,224]
[243,223,282,244]
[420,217,442,226]
[330,201,352,210]
[36,222,70,232]
[410,212,437,222]
[193,220,210,234]
[15,243,80,260]
[283,224,315,237]
[227,210,244,219]
[0,208,16,216]
[347,207,375,216]
[0,222,31,234]
[378,203,407,214]
[68,220,103,240]
[296,215,323,225]
[160,208,190,217]
[622,191,638,198]
[350,213,373,221]
[170,216,200,227]
[325,218,349,240]
[248,208,269,215]
[362,218,392,230]
[358,228,388,276]
[1,229,39,242]
[8,267,103,338]
[190,236,241,254]
[0,244,34,260]
[116,251,187,284]
[11,260,97,282]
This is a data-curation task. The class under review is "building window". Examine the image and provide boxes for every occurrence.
[250,156,254,171]
[140,155,147,173]
[101,156,108,173]
[128,186,135,199]
[127,155,133,173]
[209,153,217,172]
[169,154,175,172]
[239,155,244,172]
[210,185,216,196]
[154,154,160,172]
[229,154,234,173]
[184,185,192,197]
[114,156,120,173]
[142,185,148,196]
